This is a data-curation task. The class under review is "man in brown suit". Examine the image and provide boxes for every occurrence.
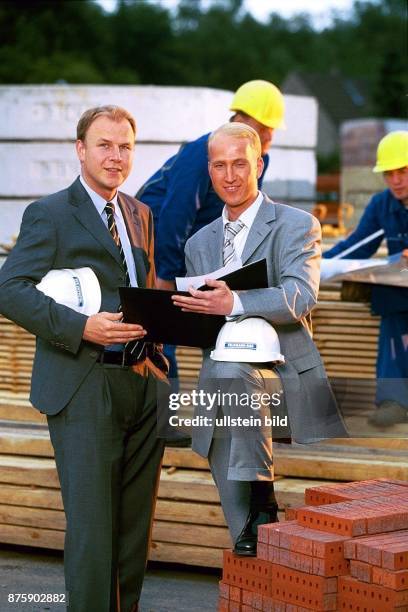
[0,106,167,611]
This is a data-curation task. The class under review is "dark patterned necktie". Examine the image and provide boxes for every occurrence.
[223,219,245,265]
[105,202,145,360]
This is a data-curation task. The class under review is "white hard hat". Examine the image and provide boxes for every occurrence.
[211,317,285,363]
[36,267,101,316]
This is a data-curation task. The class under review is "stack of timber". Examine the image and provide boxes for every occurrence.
[0,423,350,567]
[1,287,408,563]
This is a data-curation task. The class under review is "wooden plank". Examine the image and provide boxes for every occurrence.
[0,484,63,510]
[0,503,66,530]
[0,523,64,550]
[273,445,408,481]
[274,478,337,508]
[152,520,231,549]
[154,499,225,526]
[322,437,408,450]
[0,429,53,457]
[149,540,223,568]
[0,455,60,488]
[158,468,219,503]
[0,403,45,423]
[163,448,209,470]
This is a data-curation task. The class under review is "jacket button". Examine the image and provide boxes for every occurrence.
[90,351,98,358]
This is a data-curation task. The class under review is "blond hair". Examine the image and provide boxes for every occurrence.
[76,105,136,141]
[208,122,261,158]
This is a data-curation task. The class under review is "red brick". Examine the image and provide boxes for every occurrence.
[297,504,367,537]
[313,555,350,577]
[258,524,270,544]
[230,586,242,603]
[382,543,408,570]
[338,575,408,610]
[229,602,242,612]
[218,596,229,612]
[223,550,273,579]
[257,542,268,560]
[305,480,408,507]
[252,591,263,610]
[272,564,337,610]
[298,498,408,537]
[241,606,253,612]
[285,506,299,521]
[268,545,279,563]
[262,595,285,612]
[348,531,408,567]
[372,566,408,591]
[242,589,253,606]
[350,559,372,583]
[219,581,230,600]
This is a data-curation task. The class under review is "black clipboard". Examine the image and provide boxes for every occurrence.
[120,258,268,348]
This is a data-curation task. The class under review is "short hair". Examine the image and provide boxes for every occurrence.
[208,122,261,158]
[76,105,136,141]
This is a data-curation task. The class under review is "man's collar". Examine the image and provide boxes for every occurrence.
[79,175,118,215]
[222,191,263,226]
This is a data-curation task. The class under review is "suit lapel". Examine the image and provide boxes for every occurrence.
[241,196,276,264]
[69,178,123,267]
[210,220,225,271]
[118,193,147,288]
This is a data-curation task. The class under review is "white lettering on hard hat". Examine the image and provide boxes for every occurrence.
[72,276,84,308]
[224,342,257,350]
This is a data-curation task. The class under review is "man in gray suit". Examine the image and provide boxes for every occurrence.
[173,123,347,556]
[0,106,167,611]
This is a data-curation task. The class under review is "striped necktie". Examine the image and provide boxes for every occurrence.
[105,202,145,360]
[223,219,245,266]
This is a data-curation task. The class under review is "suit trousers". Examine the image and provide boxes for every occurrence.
[47,362,164,612]
[199,361,282,543]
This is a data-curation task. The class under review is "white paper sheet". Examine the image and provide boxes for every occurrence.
[176,259,242,291]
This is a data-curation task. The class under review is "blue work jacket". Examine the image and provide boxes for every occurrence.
[137,132,269,280]
[323,189,408,315]
[324,189,408,404]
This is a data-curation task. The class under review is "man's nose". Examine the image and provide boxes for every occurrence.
[110,145,122,160]
[225,166,235,182]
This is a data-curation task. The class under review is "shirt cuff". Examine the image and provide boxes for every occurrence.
[226,291,244,319]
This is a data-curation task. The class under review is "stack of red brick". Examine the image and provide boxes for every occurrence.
[218,478,408,611]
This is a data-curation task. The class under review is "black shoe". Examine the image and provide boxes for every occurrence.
[234,504,278,557]
[165,428,192,447]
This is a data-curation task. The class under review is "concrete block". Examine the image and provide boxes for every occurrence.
[0,85,317,148]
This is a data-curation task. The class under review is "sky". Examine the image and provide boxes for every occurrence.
[96,0,357,27]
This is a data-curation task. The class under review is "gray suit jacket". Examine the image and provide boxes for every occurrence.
[0,177,160,415]
[185,194,348,443]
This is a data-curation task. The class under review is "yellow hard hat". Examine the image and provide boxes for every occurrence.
[230,80,285,129]
[373,130,408,173]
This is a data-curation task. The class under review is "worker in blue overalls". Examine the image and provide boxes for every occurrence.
[324,131,408,427]
[136,81,286,401]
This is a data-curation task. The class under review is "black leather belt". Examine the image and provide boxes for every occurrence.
[97,350,140,367]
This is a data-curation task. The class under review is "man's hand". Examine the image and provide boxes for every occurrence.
[172,279,234,315]
[83,312,147,346]
[156,277,176,290]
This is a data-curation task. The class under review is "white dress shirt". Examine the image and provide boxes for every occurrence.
[80,175,138,287]
[222,191,264,316]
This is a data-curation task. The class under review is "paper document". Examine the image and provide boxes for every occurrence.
[176,259,242,291]
[320,258,387,282]
[321,253,408,287]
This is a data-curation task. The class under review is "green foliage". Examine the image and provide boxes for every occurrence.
[0,0,405,118]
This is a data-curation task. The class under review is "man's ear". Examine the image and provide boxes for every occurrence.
[257,156,264,178]
[76,139,85,163]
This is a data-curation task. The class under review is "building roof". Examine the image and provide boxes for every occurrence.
[282,71,371,126]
